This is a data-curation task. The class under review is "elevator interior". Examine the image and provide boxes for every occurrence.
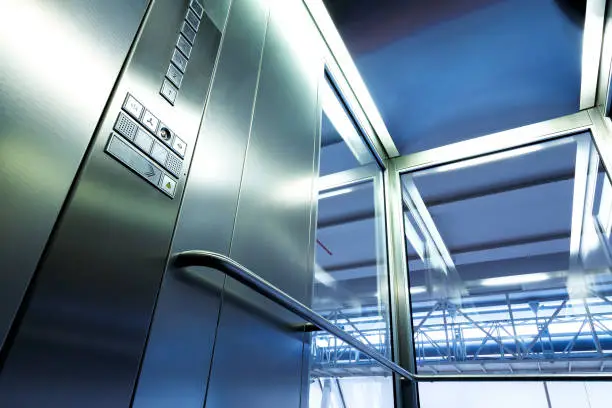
[0,0,324,406]
[4,0,612,407]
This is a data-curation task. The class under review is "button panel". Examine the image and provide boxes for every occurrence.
[160,80,177,105]
[171,49,188,73]
[105,93,187,199]
[106,134,162,187]
[172,136,187,158]
[161,1,204,105]
[185,9,200,31]
[176,35,192,58]
[134,128,154,153]
[141,110,159,134]
[190,0,204,18]
[123,94,144,119]
[159,174,177,198]
[181,21,196,44]
[150,141,169,165]
[114,111,138,141]
[157,122,174,146]
[165,152,182,177]
[166,64,183,88]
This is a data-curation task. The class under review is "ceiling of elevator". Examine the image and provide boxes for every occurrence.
[323,0,586,154]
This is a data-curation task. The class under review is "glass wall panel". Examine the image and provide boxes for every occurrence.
[314,179,390,356]
[309,330,394,408]
[401,132,612,375]
[319,77,376,176]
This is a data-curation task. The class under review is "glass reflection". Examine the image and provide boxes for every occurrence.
[319,77,375,176]
[309,331,394,408]
[314,180,390,357]
[402,132,612,374]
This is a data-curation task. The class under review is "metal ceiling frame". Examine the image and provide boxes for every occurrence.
[304,0,611,159]
[581,0,608,109]
[302,0,400,159]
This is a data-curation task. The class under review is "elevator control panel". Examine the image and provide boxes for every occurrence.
[160,0,205,105]
[106,93,187,197]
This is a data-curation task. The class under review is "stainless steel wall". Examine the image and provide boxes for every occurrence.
[133,0,323,407]
[204,0,323,405]
[0,0,148,354]
[0,0,222,406]
[0,0,322,406]
[131,0,264,404]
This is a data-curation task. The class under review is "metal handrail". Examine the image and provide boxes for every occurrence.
[173,250,612,382]
[172,250,415,381]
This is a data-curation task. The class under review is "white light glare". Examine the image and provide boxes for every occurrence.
[318,186,355,200]
[321,81,372,164]
[410,286,427,295]
[480,273,550,287]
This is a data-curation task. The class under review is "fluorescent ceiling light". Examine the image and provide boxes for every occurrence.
[410,286,427,295]
[480,273,550,287]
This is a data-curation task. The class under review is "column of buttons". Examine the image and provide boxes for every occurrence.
[105,93,188,198]
[160,0,204,105]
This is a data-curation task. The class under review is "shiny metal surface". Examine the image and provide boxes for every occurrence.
[131,0,266,405]
[303,0,399,158]
[318,163,380,192]
[391,110,592,173]
[202,0,232,29]
[580,0,607,110]
[0,0,147,353]
[595,0,612,110]
[204,1,323,407]
[172,252,612,383]
[173,250,415,380]
[384,158,420,408]
[0,0,221,406]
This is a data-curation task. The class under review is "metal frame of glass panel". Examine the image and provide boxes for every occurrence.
[303,2,612,407]
[385,107,612,392]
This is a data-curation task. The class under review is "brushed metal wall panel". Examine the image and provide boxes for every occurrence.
[0,0,148,353]
[203,0,232,29]
[0,1,221,407]
[204,0,323,407]
[132,0,268,406]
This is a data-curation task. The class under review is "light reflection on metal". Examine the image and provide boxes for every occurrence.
[302,0,399,158]
[321,79,373,165]
[580,0,607,109]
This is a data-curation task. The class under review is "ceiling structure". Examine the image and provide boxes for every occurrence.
[321,0,586,154]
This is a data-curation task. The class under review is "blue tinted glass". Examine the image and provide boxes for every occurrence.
[403,132,612,375]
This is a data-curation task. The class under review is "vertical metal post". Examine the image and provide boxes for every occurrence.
[506,294,521,357]
[588,107,612,178]
[374,170,393,359]
[384,159,419,408]
[321,379,332,408]
[583,299,603,354]
[442,304,451,359]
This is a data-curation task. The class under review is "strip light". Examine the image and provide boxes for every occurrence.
[481,273,550,287]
